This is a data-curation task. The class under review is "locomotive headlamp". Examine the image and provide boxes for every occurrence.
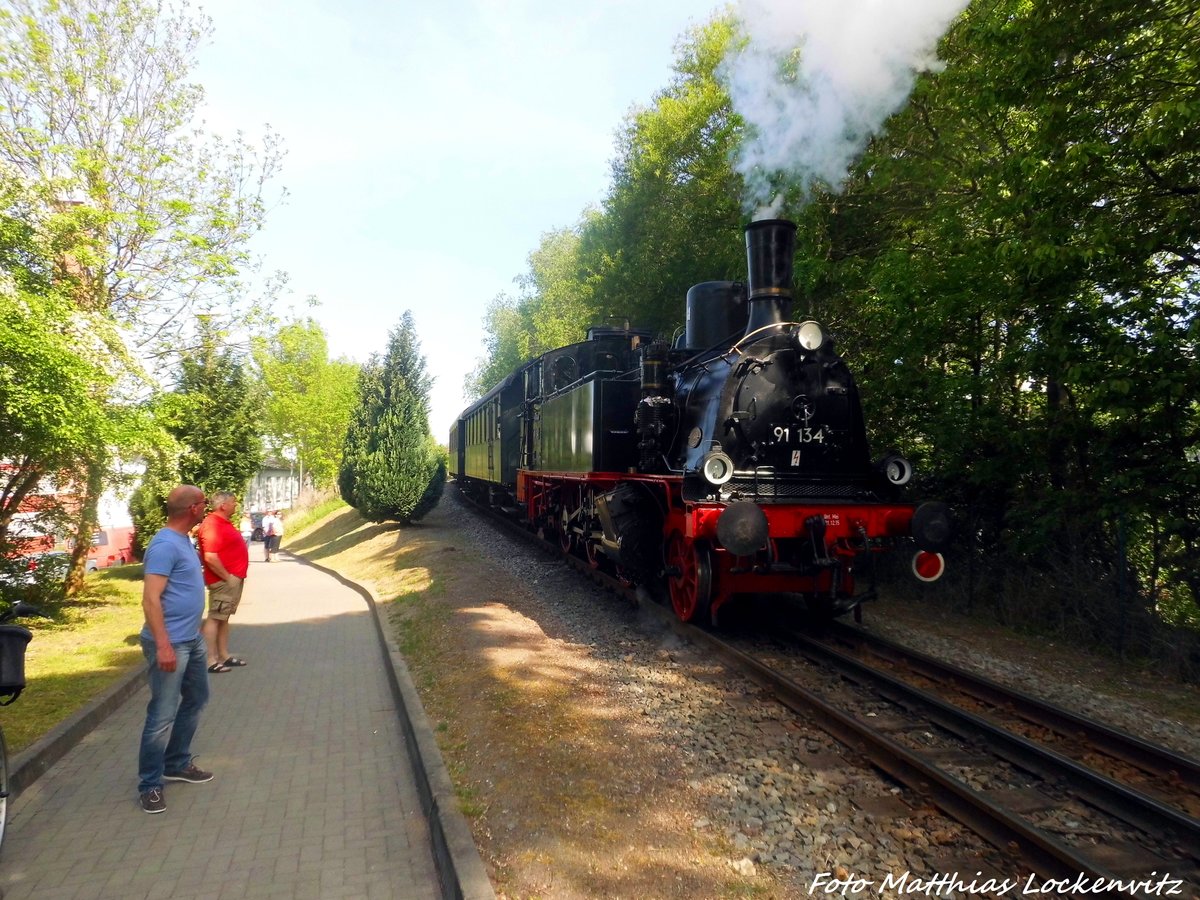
[700,450,735,486]
[878,453,913,486]
[795,321,826,352]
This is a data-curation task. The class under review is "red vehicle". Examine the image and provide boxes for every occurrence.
[80,526,135,572]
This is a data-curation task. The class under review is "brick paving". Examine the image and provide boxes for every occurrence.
[0,551,442,899]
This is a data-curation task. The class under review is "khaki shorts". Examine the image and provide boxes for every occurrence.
[207,576,245,620]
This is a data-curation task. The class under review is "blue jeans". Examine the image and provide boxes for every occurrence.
[138,634,210,793]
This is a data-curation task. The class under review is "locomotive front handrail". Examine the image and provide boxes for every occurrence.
[729,320,805,354]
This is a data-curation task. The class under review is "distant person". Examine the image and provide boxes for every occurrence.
[198,492,250,674]
[239,512,253,549]
[271,511,285,557]
[137,484,214,815]
[262,510,284,562]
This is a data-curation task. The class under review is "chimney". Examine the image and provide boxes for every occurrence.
[743,219,797,337]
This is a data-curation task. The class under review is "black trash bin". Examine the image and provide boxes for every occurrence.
[0,624,32,705]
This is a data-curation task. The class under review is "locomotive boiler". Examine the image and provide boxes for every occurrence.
[450,219,951,624]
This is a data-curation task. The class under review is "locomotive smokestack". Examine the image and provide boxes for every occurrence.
[744,218,797,337]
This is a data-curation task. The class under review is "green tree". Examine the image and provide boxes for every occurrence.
[339,313,444,524]
[465,225,594,399]
[0,174,113,558]
[0,0,283,346]
[254,318,359,487]
[584,16,745,335]
[166,322,264,494]
[130,320,264,545]
[126,439,183,560]
[799,0,1198,638]
[469,17,746,395]
[464,291,534,400]
[0,0,283,587]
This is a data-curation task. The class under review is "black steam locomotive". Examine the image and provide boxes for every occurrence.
[450,220,951,624]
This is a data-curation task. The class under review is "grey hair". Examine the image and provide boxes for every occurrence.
[211,491,236,508]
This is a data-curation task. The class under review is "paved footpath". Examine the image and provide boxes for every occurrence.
[0,551,442,900]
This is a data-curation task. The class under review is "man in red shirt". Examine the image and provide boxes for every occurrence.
[197,491,250,673]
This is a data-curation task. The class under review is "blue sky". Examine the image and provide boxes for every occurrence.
[193,0,719,443]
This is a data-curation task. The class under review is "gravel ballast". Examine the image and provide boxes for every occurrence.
[381,492,1200,898]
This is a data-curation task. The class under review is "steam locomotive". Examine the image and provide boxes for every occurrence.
[450,219,951,624]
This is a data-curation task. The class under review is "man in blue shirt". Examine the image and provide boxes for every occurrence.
[137,484,214,814]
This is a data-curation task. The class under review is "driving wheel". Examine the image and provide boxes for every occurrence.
[666,533,713,624]
[559,507,573,554]
[585,536,603,569]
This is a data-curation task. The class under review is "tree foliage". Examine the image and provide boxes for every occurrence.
[820,0,1200,640]
[0,172,113,556]
[129,319,264,547]
[165,320,265,493]
[0,0,283,589]
[582,16,746,335]
[0,0,284,351]
[340,312,445,524]
[468,4,1199,655]
[465,226,595,399]
[466,18,746,401]
[254,318,359,487]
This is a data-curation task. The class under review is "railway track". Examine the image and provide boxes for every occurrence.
[824,622,1200,820]
[751,627,1200,885]
[458,487,1200,896]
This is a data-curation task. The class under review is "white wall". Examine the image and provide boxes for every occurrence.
[245,467,301,513]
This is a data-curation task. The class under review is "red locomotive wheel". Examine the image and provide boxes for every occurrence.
[559,508,573,554]
[667,534,713,624]
[585,537,602,569]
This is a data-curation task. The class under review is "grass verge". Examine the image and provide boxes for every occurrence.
[1,566,146,753]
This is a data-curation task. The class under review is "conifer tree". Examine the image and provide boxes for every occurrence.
[339,312,445,524]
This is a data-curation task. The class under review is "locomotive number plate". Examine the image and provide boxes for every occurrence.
[772,425,828,444]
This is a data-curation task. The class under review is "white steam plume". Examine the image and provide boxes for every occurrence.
[722,0,969,217]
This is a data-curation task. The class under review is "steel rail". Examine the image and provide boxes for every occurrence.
[673,623,1136,893]
[829,621,1200,789]
[785,629,1200,859]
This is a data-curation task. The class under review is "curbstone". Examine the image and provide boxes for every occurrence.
[9,660,146,799]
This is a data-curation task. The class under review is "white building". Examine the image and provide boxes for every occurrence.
[244,460,303,513]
